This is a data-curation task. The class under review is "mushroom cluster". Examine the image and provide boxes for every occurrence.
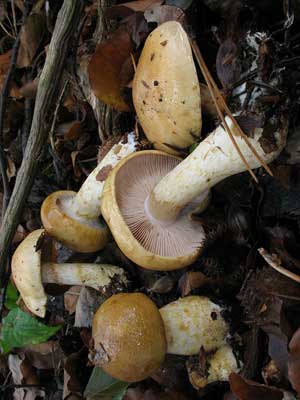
[91,294,239,383]
[9,17,288,390]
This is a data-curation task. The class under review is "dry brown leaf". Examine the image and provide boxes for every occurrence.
[8,354,45,400]
[19,79,39,98]
[288,326,300,393]
[88,26,133,111]
[144,4,185,25]
[64,286,82,315]
[70,151,82,178]
[17,12,47,68]
[229,373,284,400]
[178,271,212,296]
[18,341,64,370]
[74,287,104,328]
[6,154,16,181]
[106,0,163,19]
[63,350,86,400]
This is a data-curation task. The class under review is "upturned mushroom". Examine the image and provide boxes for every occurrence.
[91,294,239,383]
[12,229,128,318]
[132,21,201,155]
[91,293,167,382]
[41,132,138,253]
[101,118,286,270]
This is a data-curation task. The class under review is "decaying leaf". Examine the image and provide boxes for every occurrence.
[144,4,186,25]
[18,341,65,370]
[64,286,82,315]
[88,27,133,111]
[288,326,300,393]
[74,288,104,328]
[84,367,129,400]
[8,354,45,400]
[229,373,286,400]
[64,349,87,399]
[106,0,163,19]
[17,12,47,68]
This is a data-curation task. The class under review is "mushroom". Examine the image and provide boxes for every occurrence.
[188,344,239,389]
[132,21,201,155]
[91,293,167,382]
[91,294,239,384]
[101,118,286,270]
[159,296,228,356]
[41,132,138,253]
[11,229,128,318]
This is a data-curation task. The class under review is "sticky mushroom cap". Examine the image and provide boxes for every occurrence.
[101,151,205,271]
[41,190,110,253]
[92,293,167,382]
[159,296,229,355]
[11,229,47,317]
[133,21,201,155]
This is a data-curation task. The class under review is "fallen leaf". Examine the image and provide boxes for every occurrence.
[64,286,82,315]
[74,288,104,328]
[18,341,65,370]
[5,281,19,310]
[64,349,87,399]
[229,373,284,400]
[88,27,133,111]
[19,78,39,98]
[144,4,186,25]
[149,276,175,293]
[216,39,240,88]
[165,0,194,9]
[84,367,129,400]
[8,354,45,400]
[17,12,47,68]
[178,271,212,296]
[106,0,163,19]
[288,326,300,393]
[0,307,61,353]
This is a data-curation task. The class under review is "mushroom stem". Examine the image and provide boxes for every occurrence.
[41,262,127,290]
[70,132,138,219]
[147,118,286,221]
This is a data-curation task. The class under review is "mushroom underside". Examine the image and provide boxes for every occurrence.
[115,153,205,258]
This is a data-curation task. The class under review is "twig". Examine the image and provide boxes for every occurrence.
[49,79,69,150]
[258,247,300,283]
[190,39,273,179]
[10,0,18,37]
[0,0,83,286]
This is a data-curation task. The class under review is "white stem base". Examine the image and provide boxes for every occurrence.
[149,117,286,221]
[69,132,138,219]
[41,263,128,290]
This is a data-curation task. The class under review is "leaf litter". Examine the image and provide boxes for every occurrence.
[0,0,300,399]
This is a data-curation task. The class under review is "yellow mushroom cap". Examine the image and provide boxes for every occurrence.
[159,296,229,355]
[11,229,47,317]
[41,191,109,253]
[101,151,205,271]
[92,293,167,382]
[133,21,201,155]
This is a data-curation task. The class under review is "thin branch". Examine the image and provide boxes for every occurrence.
[258,247,300,284]
[0,0,83,286]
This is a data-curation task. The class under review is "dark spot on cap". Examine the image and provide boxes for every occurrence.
[153,80,159,86]
[160,40,168,46]
[211,311,218,320]
[182,100,186,104]
[141,80,150,89]
[150,53,155,61]
[206,178,211,183]
[96,165,113,182]
[143,100,146,105]
[159,97,163,102]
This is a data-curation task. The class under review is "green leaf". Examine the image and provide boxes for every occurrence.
[189,142,199,153]
[4,282,19,310]
[84,367,129,400]
[0,308,61,353]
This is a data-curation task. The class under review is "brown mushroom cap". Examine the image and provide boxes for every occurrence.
[11,229,47,317]
[41,190,109,253]
[92,293,167,382]
[101,151,205,270]
[132,21,201,155]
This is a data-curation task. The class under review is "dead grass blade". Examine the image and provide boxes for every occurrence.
[190,38,273,180]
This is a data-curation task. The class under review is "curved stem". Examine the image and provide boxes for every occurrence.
[148,118,285,221]
[41,262,128,290]
[70,132,138,219]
